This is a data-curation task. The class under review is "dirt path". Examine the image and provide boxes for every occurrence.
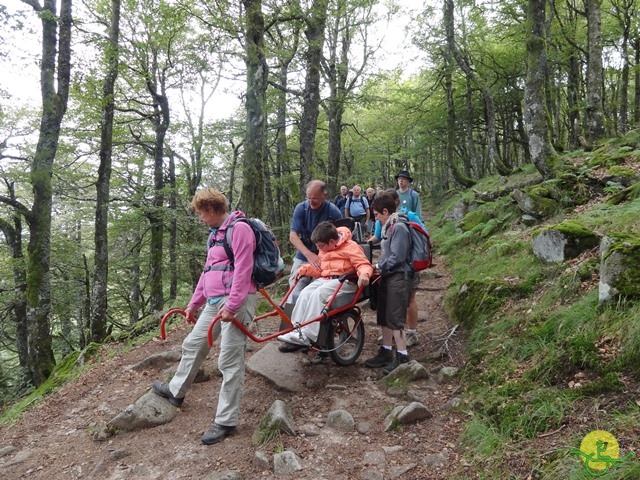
[0,258,467,480]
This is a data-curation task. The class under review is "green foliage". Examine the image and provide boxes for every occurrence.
[0,344,101,426]
[252,413,282,447]
[432,141,640,476]
[460,415,505,458]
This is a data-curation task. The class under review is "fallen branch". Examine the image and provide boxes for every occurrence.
[536,424,566,438]
[436,324,459,356]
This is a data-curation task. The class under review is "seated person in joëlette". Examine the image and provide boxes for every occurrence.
[277,221,373,351]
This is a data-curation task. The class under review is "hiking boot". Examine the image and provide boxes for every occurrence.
[406,331,419,347]
[364,346,394,368]
[152,380,184,407]
[201,422,237,445]
[383,352,410,375]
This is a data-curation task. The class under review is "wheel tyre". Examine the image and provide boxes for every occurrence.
[328,310,365,366]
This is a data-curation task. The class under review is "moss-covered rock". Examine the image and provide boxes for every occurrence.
[458,209,495,232]
[511,189,559,219]
[531,220,600,263]
[444,279,517,329]
[606,165,639,185]
[599,233,640,302]
[606,181,640,205]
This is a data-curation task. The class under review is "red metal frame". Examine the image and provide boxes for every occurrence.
[159,272,380,349]
[159,308,195,340]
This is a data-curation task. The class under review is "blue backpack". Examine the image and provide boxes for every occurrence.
[209,217,284,288]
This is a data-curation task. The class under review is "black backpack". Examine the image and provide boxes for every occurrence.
[209,217,284,288]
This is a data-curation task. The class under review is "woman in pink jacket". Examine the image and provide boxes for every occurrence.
[278,221,373,349]
[152,187,257,446]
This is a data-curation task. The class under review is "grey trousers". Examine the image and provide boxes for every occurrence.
[169,294,257,426]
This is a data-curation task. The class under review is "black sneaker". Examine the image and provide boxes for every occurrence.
[364,346,394,368]
[152,380,184,407]
[382,352,410,375]
[201,422,237,445]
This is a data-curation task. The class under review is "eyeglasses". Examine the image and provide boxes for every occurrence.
[315,242,327,249]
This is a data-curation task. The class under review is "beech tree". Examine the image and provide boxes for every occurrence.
[10,0,73,386]
[524,0,556,179]
[90,0,121,343]
[585,0,604,142]
[298,0,330,191]
[242,0,268,218]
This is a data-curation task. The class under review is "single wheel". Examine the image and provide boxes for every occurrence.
[328,310,365,366]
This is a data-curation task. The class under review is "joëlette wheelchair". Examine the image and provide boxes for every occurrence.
[160,218,379,366]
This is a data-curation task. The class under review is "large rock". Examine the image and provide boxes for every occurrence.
[599,233,640,302]
[511,188,558,218]
[532,220,600,263]
[246,342,307,392]
[106,390,178,435]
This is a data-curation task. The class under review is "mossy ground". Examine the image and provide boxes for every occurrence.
[431,145,640,478]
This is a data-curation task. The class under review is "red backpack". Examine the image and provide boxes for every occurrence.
[405,221,433,271]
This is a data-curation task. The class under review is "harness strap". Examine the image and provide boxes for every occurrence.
[203,264,234,273]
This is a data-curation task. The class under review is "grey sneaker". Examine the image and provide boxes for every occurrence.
[364,346,394,368]
[382,351,410,375]
[406,331,419,347]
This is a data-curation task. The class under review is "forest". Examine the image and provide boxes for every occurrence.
[0,0,638,406]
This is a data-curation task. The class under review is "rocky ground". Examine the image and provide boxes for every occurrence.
[0,258,471,480]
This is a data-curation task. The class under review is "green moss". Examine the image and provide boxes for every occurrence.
[608,165,638,178]
[459,209,495,232]
[576,257,599,281]
[526,191,559,217]
[533,219,595,238]
[444,279,517,329]
[606,182,640,204]
[603,233,640,298]
[528,184,561,201]
[0,346,99,426]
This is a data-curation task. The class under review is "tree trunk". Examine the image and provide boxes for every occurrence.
[299,0,329,193]
[274,61,293,228]
[242,0,268,218]
[611,0,633,134]
[567,53,581,148]
[524,0,556,180]
[90,0,120,343]
[463,75,477,177]
[444,0,509,177]
[0,186,29,386]
[147,53,171,315]
[168,151,177,301]
[585,0,604,142]
[20,0,72,386]
[443,1,475,189]
[635,38,640,125]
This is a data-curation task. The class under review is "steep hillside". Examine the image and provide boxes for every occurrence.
[433,133,640,478]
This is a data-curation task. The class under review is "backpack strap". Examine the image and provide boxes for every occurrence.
[204,220,236,273]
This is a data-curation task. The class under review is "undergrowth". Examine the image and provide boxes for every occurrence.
[433,147,640,478]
